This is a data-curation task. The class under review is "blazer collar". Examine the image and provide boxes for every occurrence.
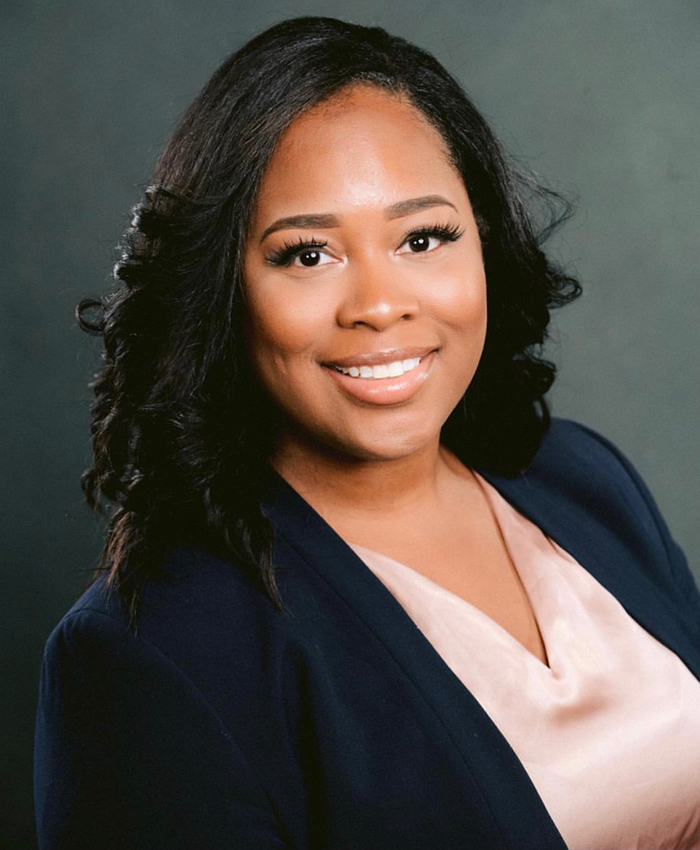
[262,459,700,847]
[479,469,700,683]
[263,469,568,850]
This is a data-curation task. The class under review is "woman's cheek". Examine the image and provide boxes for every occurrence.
[262,292,329,356]
[245,277,335,387]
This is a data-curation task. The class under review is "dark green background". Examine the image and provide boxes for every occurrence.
[3,1,698,846]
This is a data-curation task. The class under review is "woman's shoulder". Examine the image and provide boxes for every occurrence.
[484,418,690,589]
[513,418,700,620]
[517,417,674,536]
[534,417,643,477]
[530,417,666,519]
[45,546,288,695]
[35,547,291,848]
[58,545,259,623]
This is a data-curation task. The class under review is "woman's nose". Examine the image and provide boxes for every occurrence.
[336,258,419,330]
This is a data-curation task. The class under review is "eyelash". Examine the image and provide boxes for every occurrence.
[264,222,464,267]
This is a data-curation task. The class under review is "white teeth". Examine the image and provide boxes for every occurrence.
[334,357,422,379]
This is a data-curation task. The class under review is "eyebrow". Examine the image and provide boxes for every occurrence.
[258,195,457,243]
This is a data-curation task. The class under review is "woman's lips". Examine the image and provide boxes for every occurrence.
[326,346,436,369]
[323,350,437,405]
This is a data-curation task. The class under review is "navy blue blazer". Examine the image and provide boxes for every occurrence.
[34,420,700,849]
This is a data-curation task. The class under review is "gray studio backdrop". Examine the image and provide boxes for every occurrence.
[3,1,698,846]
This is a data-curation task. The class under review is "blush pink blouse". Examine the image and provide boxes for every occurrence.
[349,473,700,850]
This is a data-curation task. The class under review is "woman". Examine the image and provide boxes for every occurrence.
[34,16,700,850]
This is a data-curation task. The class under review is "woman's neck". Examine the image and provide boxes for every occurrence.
[270,432,472,527]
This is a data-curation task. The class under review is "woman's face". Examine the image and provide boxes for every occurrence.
[243,85,487,465]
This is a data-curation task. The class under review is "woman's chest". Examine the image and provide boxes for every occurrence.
[343,490,548,664]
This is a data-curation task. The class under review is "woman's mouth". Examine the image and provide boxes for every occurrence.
[332,357,422,380]
[323,349,437,405]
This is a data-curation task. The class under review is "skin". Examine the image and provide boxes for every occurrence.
[243,85,548,665]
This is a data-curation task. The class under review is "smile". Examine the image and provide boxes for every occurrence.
[324,350,437,406]
[333,358,422,380]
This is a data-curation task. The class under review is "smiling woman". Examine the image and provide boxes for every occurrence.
[244,86,487,461]
[34,16,700,850]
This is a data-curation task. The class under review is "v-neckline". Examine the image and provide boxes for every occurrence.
[261,423,700,850]
[348,540,553,672]
[264,467,570,849]
[346,471,552,672]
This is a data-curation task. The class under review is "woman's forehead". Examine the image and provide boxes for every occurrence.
[276,84,449,159]
[250,86,464,227]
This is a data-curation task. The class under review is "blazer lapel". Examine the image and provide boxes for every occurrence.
[480,469,700,683]
[260,419,700,849]
[264,471,568,850]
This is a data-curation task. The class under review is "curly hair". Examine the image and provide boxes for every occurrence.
[78,16,580,625]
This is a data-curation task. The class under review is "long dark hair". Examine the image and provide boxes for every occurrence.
[78,16,580,624]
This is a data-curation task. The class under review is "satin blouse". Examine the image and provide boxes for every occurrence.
[349,473,700,850]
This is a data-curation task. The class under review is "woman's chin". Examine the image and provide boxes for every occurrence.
[283,421,444,469]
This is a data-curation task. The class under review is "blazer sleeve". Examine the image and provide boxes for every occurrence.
[34,607,289,850]
[569,421,700,620]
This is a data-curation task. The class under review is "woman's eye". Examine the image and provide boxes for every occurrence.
[397,225,463,256]
[291,249,332,267]
[404,234,440,253]
[266,239,335,268]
